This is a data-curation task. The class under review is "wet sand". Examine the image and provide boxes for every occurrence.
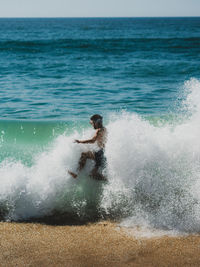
[1,221,200,266]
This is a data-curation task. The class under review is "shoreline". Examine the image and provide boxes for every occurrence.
[1,221,200,266]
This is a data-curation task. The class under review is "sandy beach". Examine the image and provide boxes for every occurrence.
[0,221,200,267]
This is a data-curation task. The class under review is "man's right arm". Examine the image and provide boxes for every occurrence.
[75,130,99,144]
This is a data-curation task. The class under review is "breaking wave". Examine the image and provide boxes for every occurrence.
[1,78,200,233]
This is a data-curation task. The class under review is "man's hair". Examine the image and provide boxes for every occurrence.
[90,114,103,128]
[90,114,103,122]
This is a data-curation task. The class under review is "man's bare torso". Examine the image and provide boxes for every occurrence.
[96,127,107,149]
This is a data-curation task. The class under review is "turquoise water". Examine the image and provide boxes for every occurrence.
[1,18,200,231]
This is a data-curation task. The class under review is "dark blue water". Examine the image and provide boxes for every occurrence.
[0,17,199,120]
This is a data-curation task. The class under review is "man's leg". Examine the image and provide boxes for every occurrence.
[78,151,95,171]
[68,151,94,178]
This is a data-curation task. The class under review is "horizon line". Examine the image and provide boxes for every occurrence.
[0,16,199,19]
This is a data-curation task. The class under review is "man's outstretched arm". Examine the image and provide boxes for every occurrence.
[75,130,99,144]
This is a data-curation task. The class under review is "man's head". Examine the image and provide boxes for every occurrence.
[90,114,103,129]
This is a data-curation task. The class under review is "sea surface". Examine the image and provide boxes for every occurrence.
[0,17,200,232]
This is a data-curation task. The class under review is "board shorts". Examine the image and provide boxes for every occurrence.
[94,149,106,169]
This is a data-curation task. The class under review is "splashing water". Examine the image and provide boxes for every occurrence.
[1,79,200,233]
[103,78,200,232]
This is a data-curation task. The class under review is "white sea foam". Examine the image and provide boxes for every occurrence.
[1,78,200,234]
[101,78,200,233]
[0,130,102,221]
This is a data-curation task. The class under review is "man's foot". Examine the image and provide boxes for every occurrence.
[68,171,78,178]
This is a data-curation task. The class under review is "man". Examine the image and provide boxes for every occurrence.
[68,114,107,180]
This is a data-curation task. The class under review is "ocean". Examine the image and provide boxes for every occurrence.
[0,17,200,232]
